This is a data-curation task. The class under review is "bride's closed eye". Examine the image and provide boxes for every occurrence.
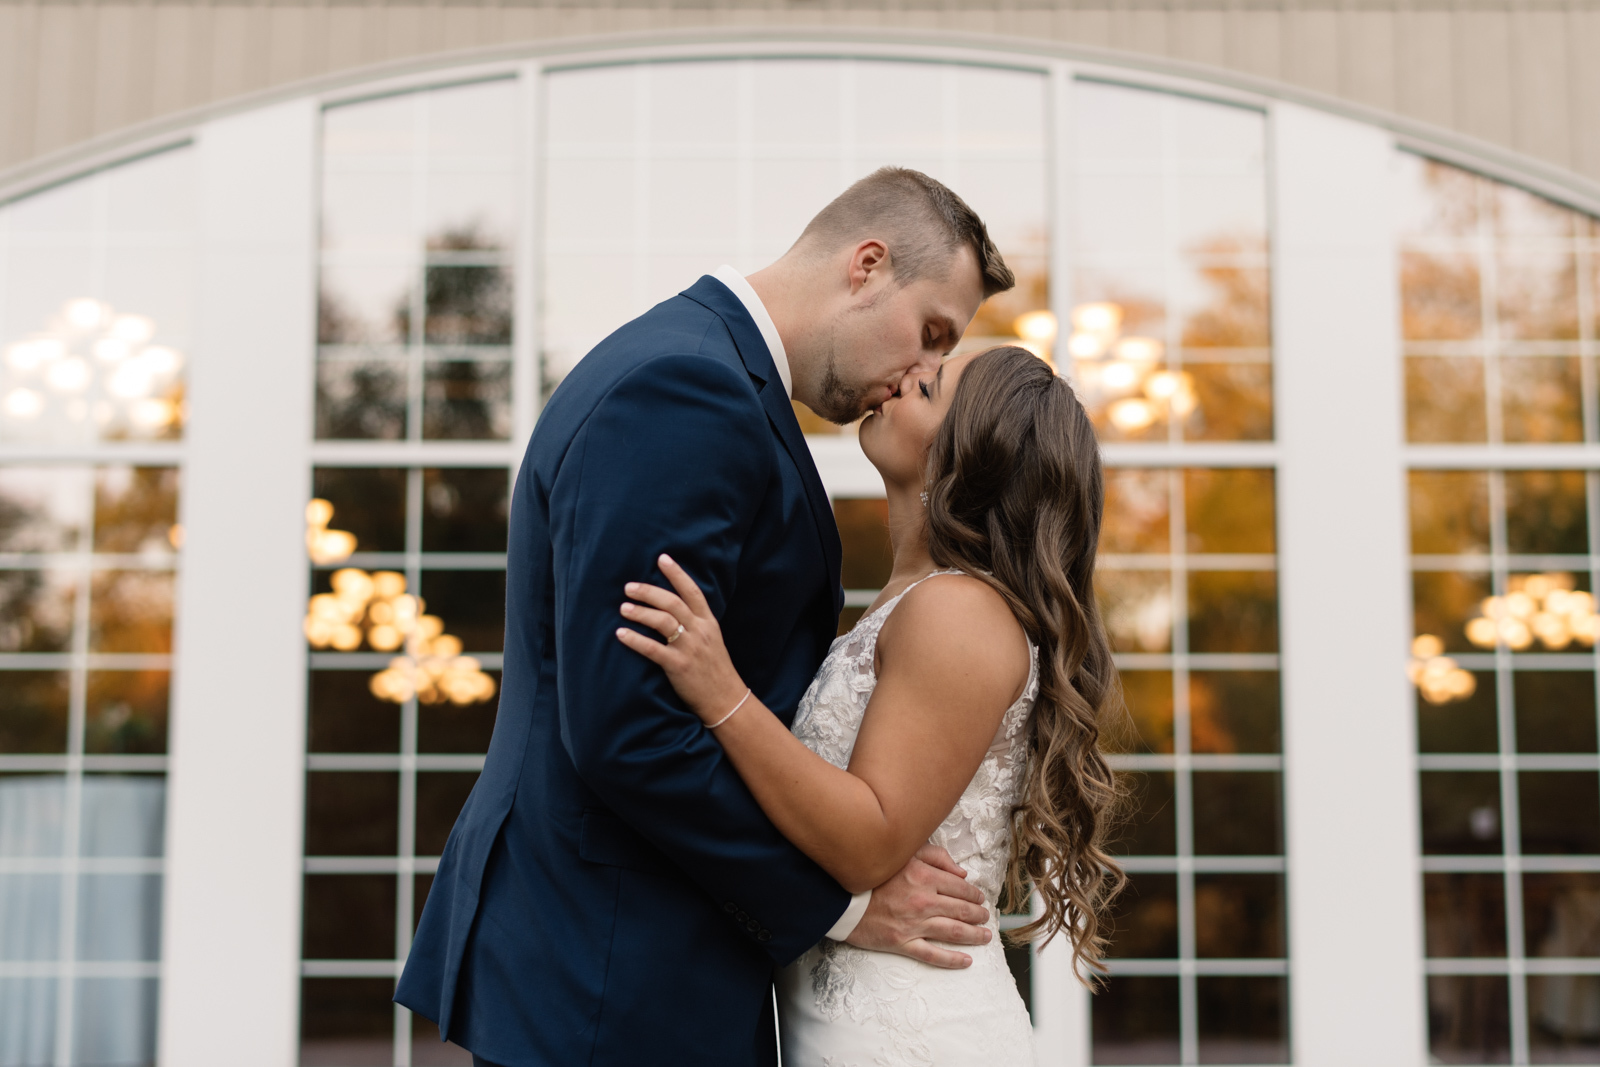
[918,380,930,400]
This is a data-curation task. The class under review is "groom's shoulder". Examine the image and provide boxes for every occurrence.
[561,294,744,396]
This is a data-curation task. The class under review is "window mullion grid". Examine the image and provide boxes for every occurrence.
[393,466,427,1067]
[407,98,429,448]
[1168,469,1199,1066]
[1575,220,1597,444]
[1480,180,1503,449]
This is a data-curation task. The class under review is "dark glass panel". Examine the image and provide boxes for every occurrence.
[1101,469,1169,555]
[1417,674,1499,753]
[1110,772,1176,857]
[80,773,165,857]
[834,499,892,590]
[0,466,89,552]
[1515,672,1598,754]
[422,265,512,345]
[1504,470,1588,555]
[412,1013,474,1066]
[1190,671,1280,754]
[1424,872,1507,957]
[1410,471,1490,555]
[85,671,168,755]
[1414,572,1492,654]
[1427,975,1510,1064]
[1091,975,1180,1065]
[0,875,61,957]
[415,772,478,856]
[1184,468,1275,554]
[1522,872,1600,958]
[0,671,69,753]
[300,977,394,1067]
[92,467,179,552]
[301,874,395,960]
[1187,571,1278,653]
[76,873,162,960]
[316,362,408,441]
[1406,357,1488,444]
[88,570,173,653]
[1519,773,1600,854]
[422,361,511,441]
[1096,571,1173,654]
[1197,975,1287,1064]
[1184,362,1274,442]
[1401,251,1482,341]
[417,673,498,753]
[304,772,399,856]
[1420,771,1503,854]
[312,468,407,553]
[73,978,157,1067]
[1192,772,1281,855]
[418,571,505,653]
[308,671,399,754]
[1119,670,1173,754]
[1195,873,1284,958]
[0,980,53,1060]
[0,571,76,652]
[1501,357,1583,444]
[835,606,867,638]
[1528,974,1600,1062]
[1105,872,1178,958]
[422,468,509,552]
[0,776,66,857]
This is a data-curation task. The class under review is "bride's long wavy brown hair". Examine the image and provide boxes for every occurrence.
[923,345,1126,983]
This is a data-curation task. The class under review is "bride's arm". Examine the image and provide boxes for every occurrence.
[616,554,1029,894]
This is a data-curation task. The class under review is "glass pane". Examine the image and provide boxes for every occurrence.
[1420,771,1503,854]
[418,571,505,653]
[308,671,400,754]
[423,266,511,346]
[88,570,174,653]
[1504,471,1588,555]
[1410,471,1491,555]
[1187,571,1278,653]
[1417,673,1499,753]
[1185,362,1274,442]
[304,772,399,856]
[85,671,169,755]
[0,980,54,1063]
[0,466,90,551]
[1519,772,1600,854]
[72,978,158,1067]
[1192,772,1281,855]
[1091,975,1180,1066]
[1401,251,1482,340]
[1190,671,1281,754]
[0,570,76,652]
[1194,873,1284,958]
[1428,975,1510,1064]
[1105,872,1178,958]
[1184,469,1275,554]
[92,466,179,552]
[76,874,162,960]
[1119,670,1174,754]
[301,874,396,960]
[316,362,408,440]
[1424,872,1508,957]
[0,776,66,856]
[79,776,165,858]
[1515,672,1598,754]
[1096,572,1173,653]
[1528,975,1600,1062]
[0,671,70,753]
[422,468,509,552]
[835,499,893,590]
[318,262,411,345]
[1101,469,1170,554]
[1495,249,1579,341]
[312,467,407,554]
[1407,357,1488,443]
[1522,872,1600,958]
[415,771,478,856]
[1414,572,1492,654]
[0,874,61,958]
[300,977,395,1067]
[1111,772,1176,856]
[1196,975,1287,1064]
[422,361,511,441]
[1502,357,1583,444]
[417,675,498,753]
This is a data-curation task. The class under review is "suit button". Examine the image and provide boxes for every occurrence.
[723,902,737,914]
[736,911,749,924]
[746,919,760,933]
[757,930,772,943]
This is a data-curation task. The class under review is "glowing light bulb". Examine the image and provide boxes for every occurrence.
[1101,361,1140,390]
[1013,310,1059,343]
[1108,398,1157,432]
[1071,302,1122,335]
[111,315,154,343]
[64,299,109,331]
[1411,634,1444,659]
[2,389,43,418]
[1115,337,1163,362]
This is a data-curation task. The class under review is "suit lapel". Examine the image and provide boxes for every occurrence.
[683,277,845,619]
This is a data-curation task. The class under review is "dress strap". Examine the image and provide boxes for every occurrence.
[888,568,967,605]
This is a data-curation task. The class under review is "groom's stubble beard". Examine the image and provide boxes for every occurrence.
[811,307,879,426]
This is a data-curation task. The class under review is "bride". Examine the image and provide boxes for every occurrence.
[615,344,1125,1065]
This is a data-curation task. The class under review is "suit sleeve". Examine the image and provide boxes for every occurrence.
[549,352,852,965]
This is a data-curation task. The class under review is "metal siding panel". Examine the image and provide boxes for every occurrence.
[1509,8,1571,169]
[1112,7,1168,57]
[91,4,144,138]
[1171,9,1228,68]
[0,3,41,169]
[441,5,489,53]
[266,6,320,87]
[32,3,95,156]
[1059,7,1113,47]
[1284,8,1340,96]
[325,4,374,73]
[1338,9,1396,112]
[1396,8,1454,129]
[1574,11,1600,183]
[1452,9,1514,148]
[378,2,426,62]
[1229,8,1282,81]
[149,3,199,119]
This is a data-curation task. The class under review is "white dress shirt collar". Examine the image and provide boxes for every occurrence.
[713,264,793,399]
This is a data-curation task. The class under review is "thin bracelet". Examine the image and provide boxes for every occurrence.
[707,688,752,730]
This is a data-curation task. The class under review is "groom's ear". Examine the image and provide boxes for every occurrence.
[847,240,891,296]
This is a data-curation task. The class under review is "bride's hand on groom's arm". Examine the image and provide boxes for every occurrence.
[844,843,992,970]
[616,554,749,724]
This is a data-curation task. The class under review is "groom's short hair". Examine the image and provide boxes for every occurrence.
[797,167,1015,298]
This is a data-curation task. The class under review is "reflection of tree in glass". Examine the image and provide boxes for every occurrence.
[967,259,1049,342]
[1505,470,1588,554]
[1187,572,1278,653]
[1181,237,1272,442]
[401,228,512,346]
[86,670,169,754]
[318,288,356,345]
[93,467,178,553]
[422,362,510,440]
[0,571,74,652]
[1184,469,1274,554]
[1101,469,1169,554]
[1409,471,1490,555]
[89,571,174,654]
[1401,251,1481,341]
[316,363,407,440]
[0,671,69,753]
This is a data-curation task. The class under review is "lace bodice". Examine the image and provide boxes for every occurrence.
[777,569,1040,1067]
[789,569,1039,906]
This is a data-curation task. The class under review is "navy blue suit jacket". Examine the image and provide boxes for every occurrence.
[396,276,853,1066]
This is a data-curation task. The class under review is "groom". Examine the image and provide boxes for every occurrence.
[397,168,1016,1066]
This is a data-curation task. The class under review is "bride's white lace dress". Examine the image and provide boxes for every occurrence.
[777,570,1038,1067]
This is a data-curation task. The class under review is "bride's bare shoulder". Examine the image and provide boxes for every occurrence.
[877,572,1030,697]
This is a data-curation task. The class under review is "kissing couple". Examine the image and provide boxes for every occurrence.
[397,167,1126,1066]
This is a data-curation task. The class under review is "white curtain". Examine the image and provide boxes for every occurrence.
[0,776,165,1067]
